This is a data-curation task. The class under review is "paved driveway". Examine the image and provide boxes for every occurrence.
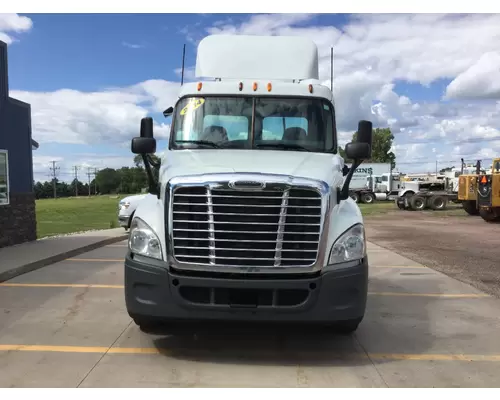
[1,240,499,387]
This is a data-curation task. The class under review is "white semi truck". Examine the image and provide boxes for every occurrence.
[125,34,373,334]
[347,163,401,203]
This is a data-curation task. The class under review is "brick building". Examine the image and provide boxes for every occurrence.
[0,40,38,248]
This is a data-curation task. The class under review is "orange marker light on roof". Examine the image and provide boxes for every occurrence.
[253,82,258,91]
[239,82,243,91]
[308,84,313,93]
[267,83,272,92]
[197,82,202,91]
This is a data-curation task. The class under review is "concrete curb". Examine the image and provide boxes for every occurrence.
[0,234,128,283]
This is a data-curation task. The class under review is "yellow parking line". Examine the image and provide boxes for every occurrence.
[0,283,490,298]
[371,265,427,269]
[67,258,124,262]
[368,292,490,298]
[1,344,500,362]
[0,283,124,289]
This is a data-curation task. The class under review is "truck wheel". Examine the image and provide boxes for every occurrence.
[410,195,426,211]
[396,198,405,209]
[330,317,363,335]
[429,195,448,210]
[350,192,360,203]
[131,316,164,333]
[479,208,500,223]
[361,193,375,204]
[462,200,479,215]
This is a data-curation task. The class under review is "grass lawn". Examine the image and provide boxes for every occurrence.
[35,195,468,239]
[36,195,129,238]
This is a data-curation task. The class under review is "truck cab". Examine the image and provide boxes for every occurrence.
[125,35,373,334]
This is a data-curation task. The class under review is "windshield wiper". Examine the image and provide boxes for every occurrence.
[175,140,221,148]
[255,143,311,152]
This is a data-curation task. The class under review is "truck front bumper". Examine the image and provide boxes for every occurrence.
[124,254,368,324]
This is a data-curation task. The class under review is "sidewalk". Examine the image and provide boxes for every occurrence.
[0,228,128,282]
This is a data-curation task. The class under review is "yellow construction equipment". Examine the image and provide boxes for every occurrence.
[457,160,481,215]
[477,157,500,222]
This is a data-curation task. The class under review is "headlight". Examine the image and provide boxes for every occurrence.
[128,217,162,260]
[328,223,366,265]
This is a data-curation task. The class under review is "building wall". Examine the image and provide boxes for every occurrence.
[0,40,37,248]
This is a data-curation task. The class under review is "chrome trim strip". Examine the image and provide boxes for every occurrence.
[206,186,216,265]
[274,189,289,267]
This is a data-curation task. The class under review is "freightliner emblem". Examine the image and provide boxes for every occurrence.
[228,180,266,190]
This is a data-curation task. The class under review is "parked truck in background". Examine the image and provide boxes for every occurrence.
[347,163,401,203]
[125,34,374,334]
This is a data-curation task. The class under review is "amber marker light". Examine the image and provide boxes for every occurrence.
[253,82,258,91]
[239,82,243,91]
[197,82,203,91]
[308,84,313,93]
[267,83,272,92]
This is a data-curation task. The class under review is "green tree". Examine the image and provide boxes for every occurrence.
[95,168,121,194]
[339,127,396,169]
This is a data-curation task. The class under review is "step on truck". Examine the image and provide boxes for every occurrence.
[125,34,373,334]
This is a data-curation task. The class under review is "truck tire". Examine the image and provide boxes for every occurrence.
[329,317,363,335]
[131,315,165,333]
[396,198,405,209]
[361,192,375,204]
[479,208,500,223]
[410,195,426,211]
[429,195,448,210]
[350,192,360,203]
[462,200,479,215]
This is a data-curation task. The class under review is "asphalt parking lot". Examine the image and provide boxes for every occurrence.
[1,239,500,388]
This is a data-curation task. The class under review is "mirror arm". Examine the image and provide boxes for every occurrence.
[141,154,160,198]
[337,159,363,204]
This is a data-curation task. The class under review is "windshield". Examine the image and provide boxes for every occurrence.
[170,96,336,152]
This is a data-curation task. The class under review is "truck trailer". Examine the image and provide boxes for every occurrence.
[125,34,373,334]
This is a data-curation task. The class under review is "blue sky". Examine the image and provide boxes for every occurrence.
[3,13,500,181]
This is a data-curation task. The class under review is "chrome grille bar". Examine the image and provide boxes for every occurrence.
[274,189,289,267]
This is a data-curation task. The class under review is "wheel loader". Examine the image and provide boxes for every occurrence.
[477,158,500,222]
[457,159,481,216]
[458,158,500,221]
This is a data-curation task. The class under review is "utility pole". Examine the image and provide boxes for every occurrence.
[73,166,80,197]
[87,167,92,196]
[435,160,438,176]
[93,168,99,195]
[49,161,60,198]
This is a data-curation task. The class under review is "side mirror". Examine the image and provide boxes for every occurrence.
[140,117,154,138]
[163,106,174,118]
[131,137,156,154]
[345,142,371,160]
[338,120,373,203]
[495,161,500,172]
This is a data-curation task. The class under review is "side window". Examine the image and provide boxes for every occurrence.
[0,150,9,206]
[382,175,389,182]
[262,117,308,140]
[203,115,250,140]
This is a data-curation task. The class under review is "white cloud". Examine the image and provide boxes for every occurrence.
[11,79,180,146]
[185,13,500,170]
[0,13,32,44]
[445,51,500,100]
[12,13,500,177]
[122,41,146,49]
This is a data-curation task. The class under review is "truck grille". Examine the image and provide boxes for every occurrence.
[171,185,322,268]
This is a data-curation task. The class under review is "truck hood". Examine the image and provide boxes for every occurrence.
[161,149,344,187]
